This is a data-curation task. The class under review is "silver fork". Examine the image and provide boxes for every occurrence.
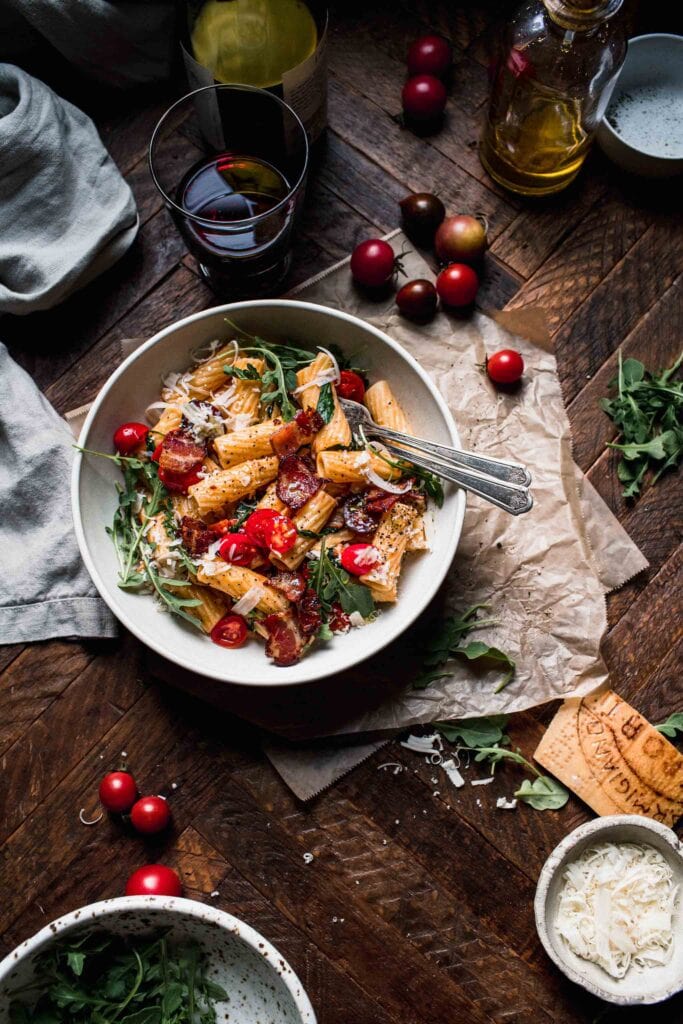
[339,398,533,516]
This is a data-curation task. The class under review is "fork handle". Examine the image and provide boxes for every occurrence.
[379,440,533,516]
[371,424,531,487]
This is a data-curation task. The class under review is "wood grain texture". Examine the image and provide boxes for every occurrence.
[1,3,681,1023]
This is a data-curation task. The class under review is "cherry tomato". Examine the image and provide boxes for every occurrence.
[341,543,382,576]
[113,422,149,455]
[158,464,203,494]
[337,370,366,403]
[396,279,438,320]
[407,35,452,79]
[218,533,259,567]
[125,864,182,898]
[151,442,163,462]
[436,263,479,307]
[130,795,171,835]
[399,192,445,241]
[402,75,447,122]
[210,614,248,649]
[244,509,297,554]
[486,349,525,385]
[350,239,396,288]
[435,215,488,265]
[99,771,137,814]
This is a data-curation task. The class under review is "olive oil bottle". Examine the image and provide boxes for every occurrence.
[184,0,327,141]
[479,0,626,196]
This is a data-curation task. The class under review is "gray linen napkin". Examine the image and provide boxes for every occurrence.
[0,344,117,643]
[0,64,139,315]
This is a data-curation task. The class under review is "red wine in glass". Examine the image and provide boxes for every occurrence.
[174,152,292,294]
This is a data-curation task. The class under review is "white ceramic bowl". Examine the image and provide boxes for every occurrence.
[72,300,465,686]
[597,34,683,177]
[0,896,316,1022]
[535,815,683,1005]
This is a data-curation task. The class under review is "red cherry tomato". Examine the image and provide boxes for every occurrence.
[402,75,447,122]
[151,442,163,462]
[436,263,479,307]
[158,464,203,494]
[113,422,149,455]
[210,614,248,649]
[337,370,366,403]
[350,239,396,288]
[341,543,382,576]
[125,864,182,898]
[407,35,452,79]
[486,349,525,385]
[244,509,297,554]
[130,795,171,835]
[218,533,259,567]
[99,771,137,814]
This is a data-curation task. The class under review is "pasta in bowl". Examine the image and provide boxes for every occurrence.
[72,301,465,684]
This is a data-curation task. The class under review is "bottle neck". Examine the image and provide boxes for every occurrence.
[543,0,623,30]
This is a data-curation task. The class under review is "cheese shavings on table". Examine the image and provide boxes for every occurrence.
[556,842,679,979]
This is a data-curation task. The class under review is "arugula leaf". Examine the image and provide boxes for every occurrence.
[601,349,683,497]
[514,776,569,810]
[309,540,375,620]
[434,715,509,748]
[457,641,516,693]
[655,712,683,739]
[229,498,258,532]
[223,363,261,381]
[415,603,515,692]
[369,444,444,507]
[66,951,86,976]
[316,382,335,424]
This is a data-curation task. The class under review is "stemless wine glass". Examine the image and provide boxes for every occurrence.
[149,84,309,297]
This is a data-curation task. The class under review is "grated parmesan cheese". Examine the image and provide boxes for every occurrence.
[556,842,679,979]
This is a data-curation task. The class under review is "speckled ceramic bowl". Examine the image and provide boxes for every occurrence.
[535,816,683,1005]
[0,896,317,1023]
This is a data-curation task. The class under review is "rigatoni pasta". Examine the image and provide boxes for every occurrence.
[364,380,411,434]
[360,502,418,602]
[189,457,278,514]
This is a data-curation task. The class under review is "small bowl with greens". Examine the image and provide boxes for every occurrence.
[0,896,316,1023]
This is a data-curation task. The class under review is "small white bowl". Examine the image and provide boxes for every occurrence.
[0,896,316,1022]
[71,299,465,687]
[535,815,683,1005]
[597,34,683,177]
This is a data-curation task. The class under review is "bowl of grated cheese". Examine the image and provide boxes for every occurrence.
[535,815,683,1005]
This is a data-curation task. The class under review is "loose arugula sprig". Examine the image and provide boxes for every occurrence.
[316,382,335,424]
[601,350,683,498]
[434,715,509,748]
[77,447,202,628]
[309,539,375,619]
[367,443,444,507]
[414,603,516,692]
[9,930,228,1023]
[655,712,683,740]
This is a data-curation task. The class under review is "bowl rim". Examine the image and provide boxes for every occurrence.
[0,895,317,1022]
[534,814,683,1005]
[599,33,683,162]
[71,298,466,686]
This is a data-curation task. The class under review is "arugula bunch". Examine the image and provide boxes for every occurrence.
[415,603,515,692]
[655,712,683,740]
[601,350,683,498]
[79,448,201,628]
[9,930,228,1024]
[309,539,375,620]
[433,715,569,811]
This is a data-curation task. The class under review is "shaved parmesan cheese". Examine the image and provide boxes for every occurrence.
[470,777,494,786]
[181,401,226,439]
[400,733,443,754]
[316,345,341,381]
[496,796,517,810]
[348,611,366,628]
[441,758,465,789]
[556,842,678,979]
[363,467,412,493]
[144,400,174,425]
[293,367,339,394]
[231,585,265,616]
[352,545,381,568]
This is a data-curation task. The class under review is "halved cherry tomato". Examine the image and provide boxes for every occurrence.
[218,533,259,567]
[158,464,203,494]
[125,864,182,897]
[114,422,149,455]
[130,795,171,835]
[337,370,366,403]
[210,614,248,648]
[99,771,137,813]
[341,543,382,576]
[244,509,297,555]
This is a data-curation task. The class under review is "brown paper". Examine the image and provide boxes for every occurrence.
[67,235,648,799]
[534,691,683,826]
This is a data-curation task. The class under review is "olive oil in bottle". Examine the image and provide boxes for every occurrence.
[479,0,626,196]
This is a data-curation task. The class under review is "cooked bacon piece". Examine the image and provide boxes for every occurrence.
[180,515,216,556]
[276,454,322,511]
[158,429,206,476]
[363,480,415,515]
[270,408,324,457]
[342,494,379,533]
[266,569,307,603]
[329,602,351,633]
[263,611,306,666]
[297,588,322,637]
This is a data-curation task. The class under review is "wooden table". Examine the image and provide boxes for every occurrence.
[2,2,681,1021]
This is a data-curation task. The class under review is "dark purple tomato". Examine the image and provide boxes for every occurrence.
[396,279,438,320]
[402,75,447,122]
[407,35,453,79]
[399,192,445,241]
